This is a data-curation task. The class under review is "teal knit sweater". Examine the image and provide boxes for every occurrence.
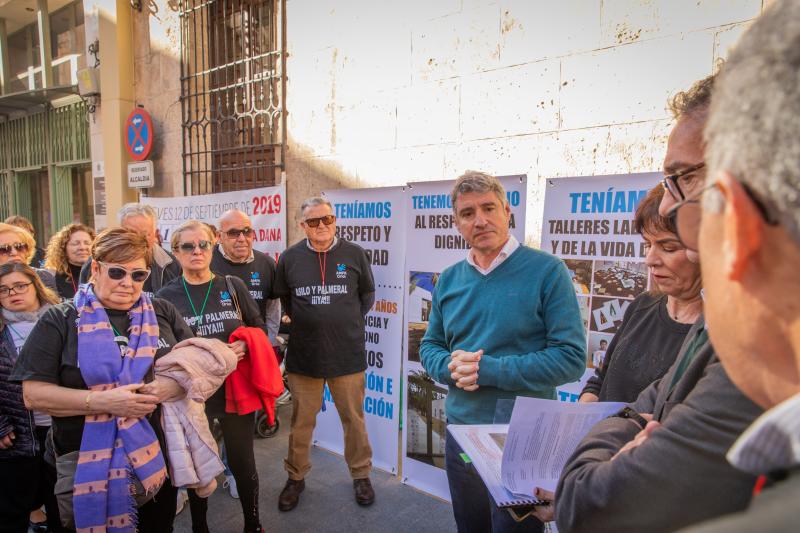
[420,246,586,425]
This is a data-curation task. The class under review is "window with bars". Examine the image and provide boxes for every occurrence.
[179,0,284,195]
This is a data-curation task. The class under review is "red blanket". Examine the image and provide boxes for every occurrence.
[225,326,284,423]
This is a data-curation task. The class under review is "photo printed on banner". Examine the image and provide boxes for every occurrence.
[592,260,648,299]
[588,331,615,370]
[565,259,593,295]
[406,369,448,470]
[407,271,439,363]
[590,296,631,335]
[577,295,591,332]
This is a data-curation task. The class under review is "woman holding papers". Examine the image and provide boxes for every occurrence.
[579,185,703,403]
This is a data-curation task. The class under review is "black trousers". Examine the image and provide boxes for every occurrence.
[0,426,66,533]
[188,412,260,533]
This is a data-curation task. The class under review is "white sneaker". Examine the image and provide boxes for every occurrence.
[223,475,239,499]
[175,489,188,515]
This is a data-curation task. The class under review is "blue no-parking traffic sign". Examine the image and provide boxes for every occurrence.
[125,108,154,161]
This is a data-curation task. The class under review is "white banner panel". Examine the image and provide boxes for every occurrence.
[142,183,287,260]
[313,186,407,474]
[541,173,661,402]
[402,175,527,501]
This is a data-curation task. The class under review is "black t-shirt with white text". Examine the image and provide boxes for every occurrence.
[210,246,277,319]
[156,274,267,413]
[273,239,375,378]
[10,298,194,454]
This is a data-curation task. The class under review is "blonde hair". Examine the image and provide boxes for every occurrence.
[92,227,153,266]
[0,223,36,263]
[170,220,215,251]
[4,216,35,236]
[44,223,96,277]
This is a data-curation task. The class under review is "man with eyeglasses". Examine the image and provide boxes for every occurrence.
[668,3,800,529]
[550,75,764,533]
[272,196,376,512]
[211,209,280,343]
[79,203,181,297]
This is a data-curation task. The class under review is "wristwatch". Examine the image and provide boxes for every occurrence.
[611,406,649,429]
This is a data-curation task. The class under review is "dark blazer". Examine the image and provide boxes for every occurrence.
[680,469,800,532]
[555,319,764,533]
[0,327,37,459]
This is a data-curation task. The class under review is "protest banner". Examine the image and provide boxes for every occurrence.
[402,175,527,501]
[542,173,661,402]
[142,183,286,260]
[313,186,406,474]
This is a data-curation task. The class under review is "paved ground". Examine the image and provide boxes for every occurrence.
[173,403,456,533]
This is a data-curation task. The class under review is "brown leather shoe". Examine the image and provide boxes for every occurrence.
[353,478,375,506]
[278,478,305,511]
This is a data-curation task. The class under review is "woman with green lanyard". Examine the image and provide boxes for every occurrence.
[0,262,62,532]
[156,219,268,533]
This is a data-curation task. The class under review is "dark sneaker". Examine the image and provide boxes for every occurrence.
[278,478,305,511]
[353,478,375,506]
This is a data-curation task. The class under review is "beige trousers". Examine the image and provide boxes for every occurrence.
[284,371,373,480]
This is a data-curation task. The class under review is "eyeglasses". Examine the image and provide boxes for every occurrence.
[177,240,212,253]
[303,215,335,228]
[224,227,253,239]
[99,262,151,283]
[0,242,29,256]
[0,282,32,298]
[662,162,706,201]
[668,180,779,252]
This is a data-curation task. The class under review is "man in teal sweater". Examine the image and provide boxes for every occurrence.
[420,171,585,533]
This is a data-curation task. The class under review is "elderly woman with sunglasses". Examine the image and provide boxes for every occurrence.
[0,222,57,293]
[0,263,63,532]
[12,227,195,532]
[156,219,268,533]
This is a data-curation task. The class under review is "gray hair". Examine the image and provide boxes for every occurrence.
[299,197,333,219]
[705,0,800,244]
[450,171,506,214]
[117,203,157,224]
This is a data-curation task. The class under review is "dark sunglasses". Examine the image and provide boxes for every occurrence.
[99,262,151,283]
[224,227,254,238]
[0,242,29,256]
[177,240,212,253]
[662,162,706,201]
[304,215,335,228]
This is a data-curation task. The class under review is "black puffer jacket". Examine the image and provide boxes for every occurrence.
[0,327,37,459]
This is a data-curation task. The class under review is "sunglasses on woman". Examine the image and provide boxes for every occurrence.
[0,242,29,256]
[177,240,212,253]
[303,215,335,228]
[99,262,151,283]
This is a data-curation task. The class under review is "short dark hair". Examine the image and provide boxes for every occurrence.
[633,185,676,236]
[93,227,153,266]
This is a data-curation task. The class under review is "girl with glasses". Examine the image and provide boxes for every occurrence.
[44,224,96,300]
[13,228,196,532]
[0,263,62,532]
[157,219,268,533]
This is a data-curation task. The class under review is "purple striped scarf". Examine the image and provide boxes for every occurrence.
[73,285,167,533]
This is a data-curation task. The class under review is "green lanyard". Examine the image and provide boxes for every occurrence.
[110,323,125,338]
[182,274,214,325]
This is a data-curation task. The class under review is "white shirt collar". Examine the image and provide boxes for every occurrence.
[306,236,338,252]
[218,243,254,264]
[466,235,519,275]
[727,392,800,474]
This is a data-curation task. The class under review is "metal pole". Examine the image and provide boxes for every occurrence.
[36,0,54,88]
